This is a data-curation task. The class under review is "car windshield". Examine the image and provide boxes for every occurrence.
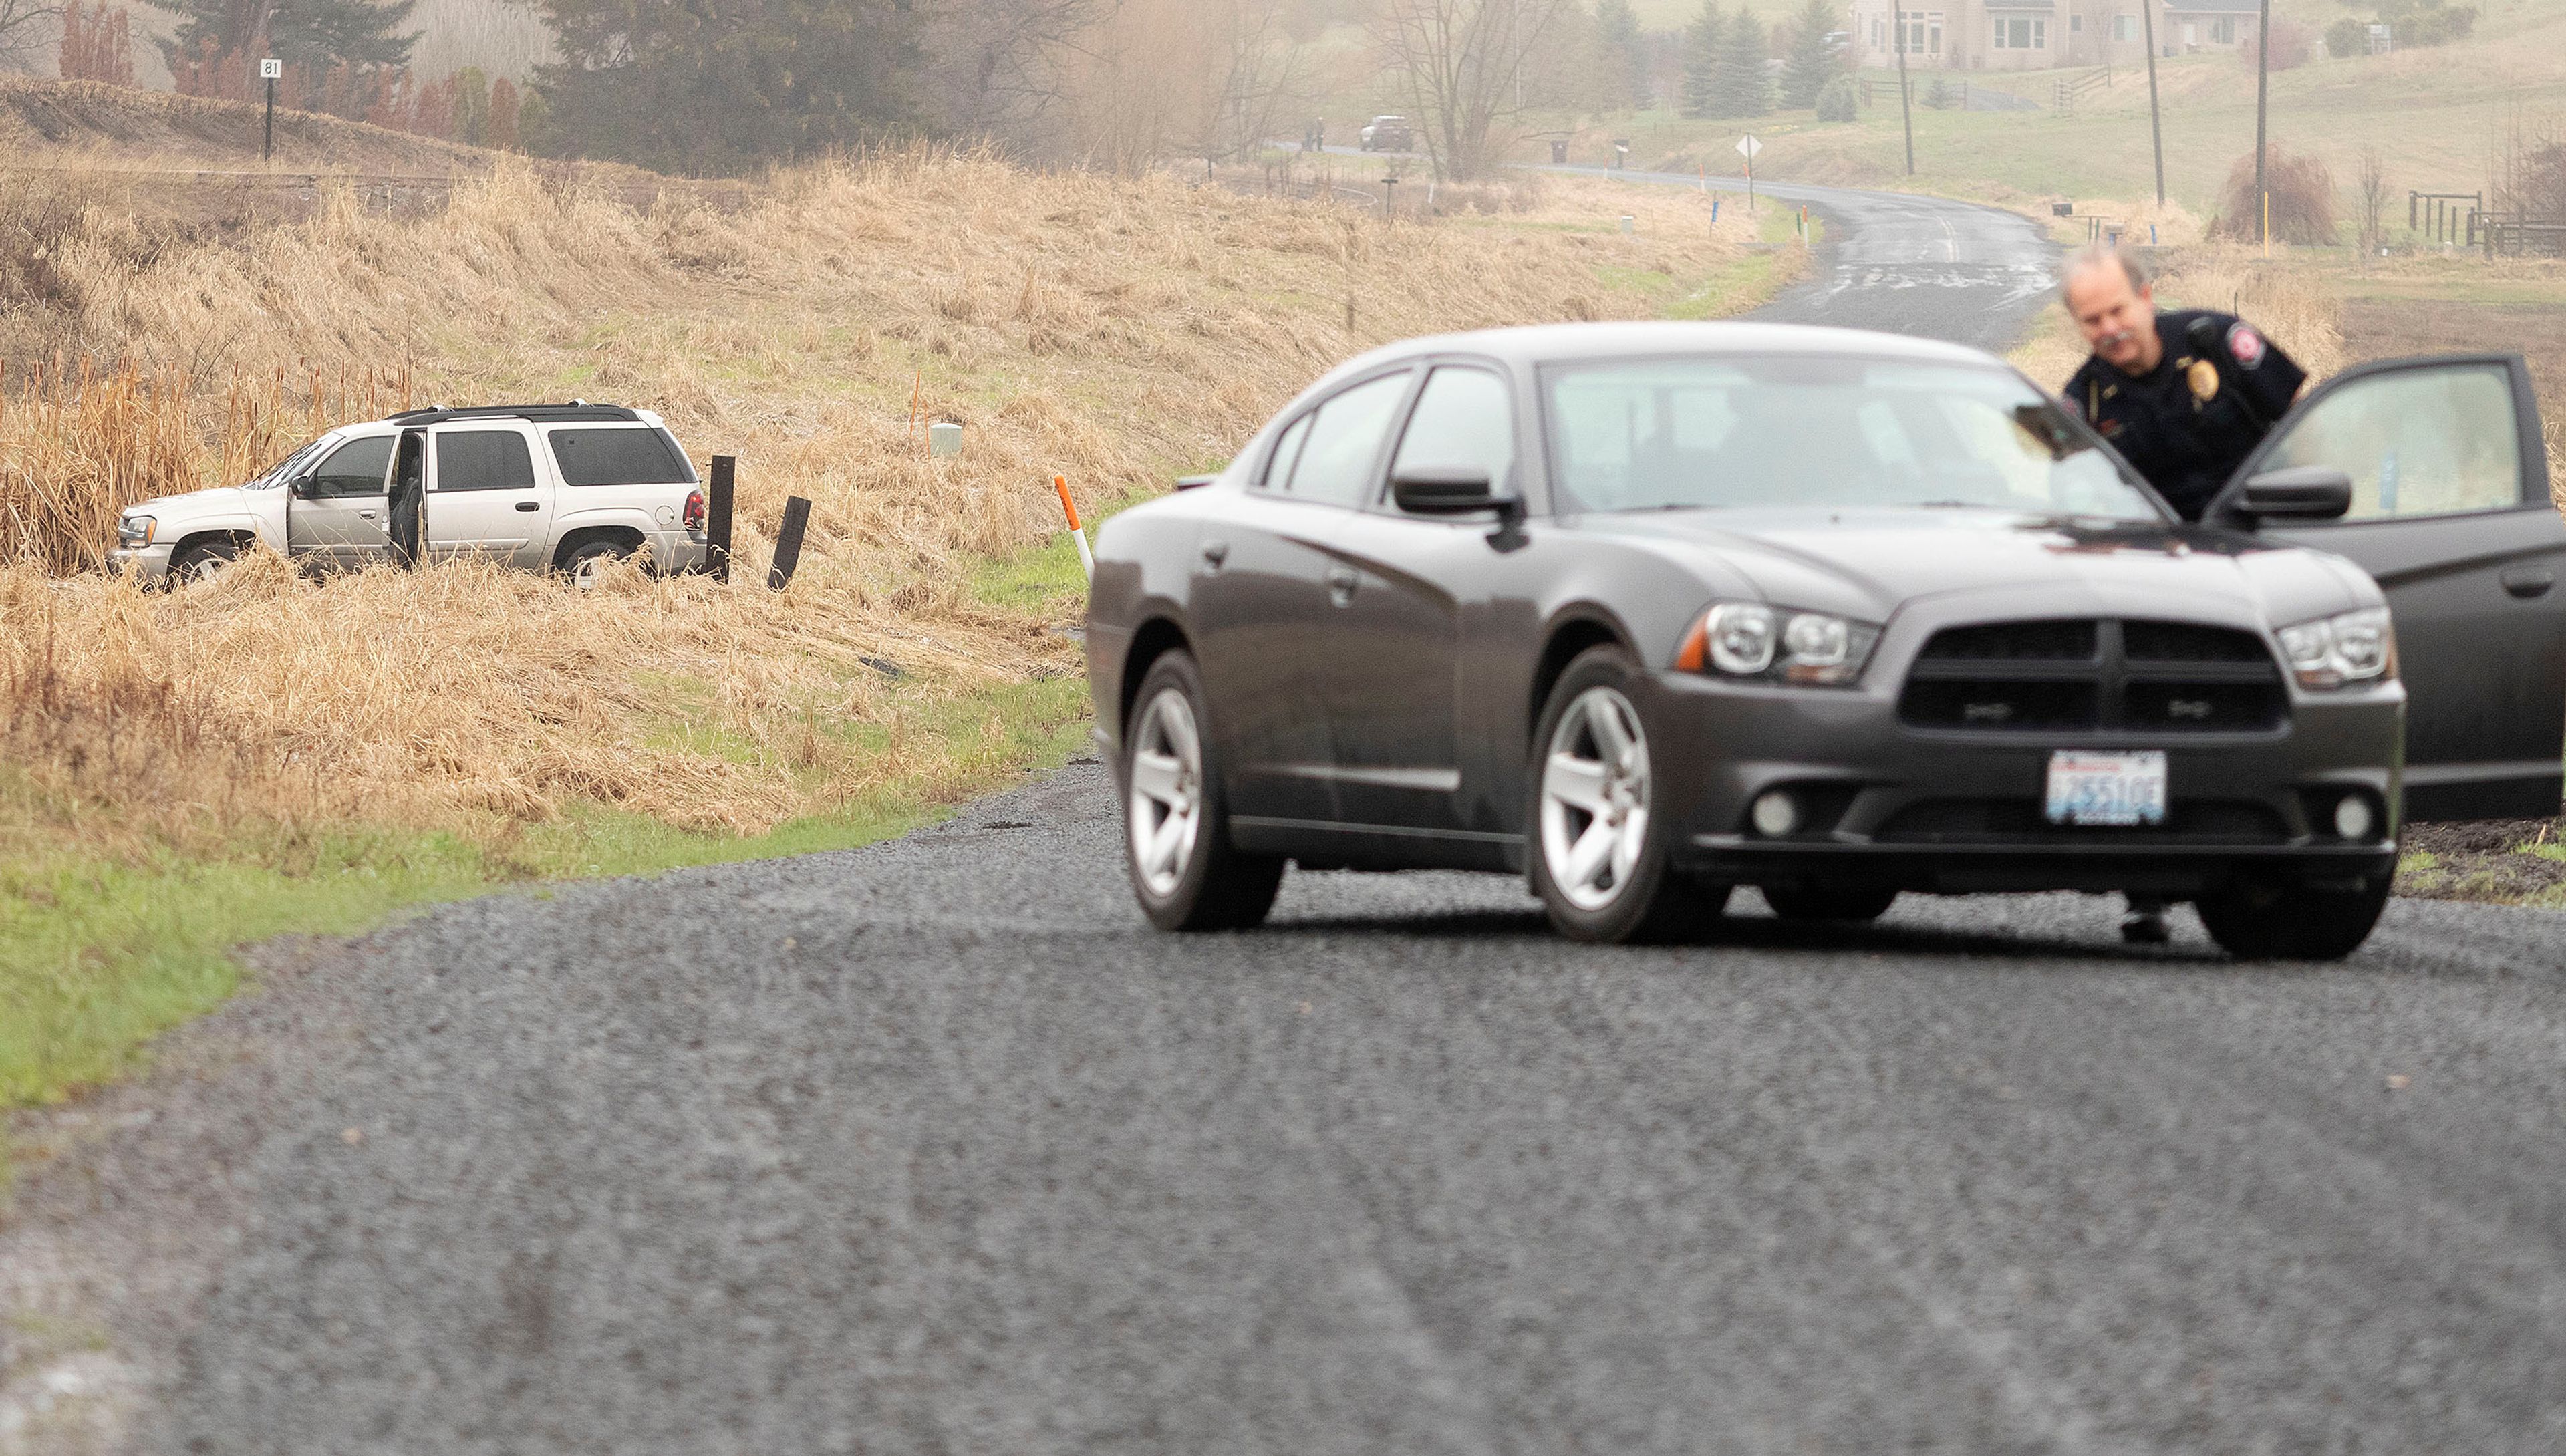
[1542,355,2161,519]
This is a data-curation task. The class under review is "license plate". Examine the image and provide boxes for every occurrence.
[2044,751,2168,827]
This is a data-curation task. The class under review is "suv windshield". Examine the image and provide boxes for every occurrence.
[251,436,337,488]
[1543,356,2160,519]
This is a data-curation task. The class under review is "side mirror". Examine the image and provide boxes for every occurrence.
[2237,466,2352,521]
[1391,465,1516,517]
[289,473,318,499]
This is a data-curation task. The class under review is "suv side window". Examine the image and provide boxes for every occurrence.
[434,430,539,492]
[547,426,696,487]
[2260,363,2525,521]
[309,436,394,498]
[1276,372,1411,506]
[1387,366,1514,506]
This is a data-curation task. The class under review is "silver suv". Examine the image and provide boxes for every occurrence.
[110,402,709,585]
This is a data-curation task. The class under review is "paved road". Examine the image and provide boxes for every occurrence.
[11,764,2565,1453]
[1533,162,2059,351]
[9,166,2566,1453]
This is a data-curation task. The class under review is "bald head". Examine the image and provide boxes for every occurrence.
[2061,243,2161,375]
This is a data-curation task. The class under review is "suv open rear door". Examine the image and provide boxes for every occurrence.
[2225,354,2566,821]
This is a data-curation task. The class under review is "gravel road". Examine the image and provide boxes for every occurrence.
[8,171,2566,1453]
[9,763,2565,1453]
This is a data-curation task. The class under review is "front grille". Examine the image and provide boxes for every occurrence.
[1917,619,2098,662]
[1900,618,2286,734]
[1876,797,2289,845]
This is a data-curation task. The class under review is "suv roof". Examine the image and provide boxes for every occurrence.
[386,402,646,426]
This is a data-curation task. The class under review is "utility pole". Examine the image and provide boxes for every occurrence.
[1894,7,1915,175]
[2142,1,2164,206]
[2254,0,2271,253]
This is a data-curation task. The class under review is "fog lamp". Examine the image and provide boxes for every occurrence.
[1751,790,1800,838]
[2333,794,2376,841]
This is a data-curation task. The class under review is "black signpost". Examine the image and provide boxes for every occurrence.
[261,57,279,163]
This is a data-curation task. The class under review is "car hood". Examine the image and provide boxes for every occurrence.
[1563,506,2374,627]
[127,484,261,517]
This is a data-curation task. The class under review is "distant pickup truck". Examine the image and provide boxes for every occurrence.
[1359,115,1414,152]
[110,402,708,587]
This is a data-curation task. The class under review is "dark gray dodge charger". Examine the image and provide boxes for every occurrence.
[1083,322,2566,957]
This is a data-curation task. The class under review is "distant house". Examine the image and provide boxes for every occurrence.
[1848,0,2259,72]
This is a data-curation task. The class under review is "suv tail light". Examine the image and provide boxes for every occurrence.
[683,488,706,532]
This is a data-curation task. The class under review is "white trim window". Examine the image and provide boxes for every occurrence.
[2113,12,2140,39]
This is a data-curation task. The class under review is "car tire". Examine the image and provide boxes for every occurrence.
[169,538,241,585]
[2195,874,2391,961]
[1527,644,1714,943]
[1761,883,1900,923]
[560,538,635,589]
[1122,650,1286,932]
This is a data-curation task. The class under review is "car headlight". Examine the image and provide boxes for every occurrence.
[1678,602,1880,686]
[2277,606,2395,690]
[116,514,156,547]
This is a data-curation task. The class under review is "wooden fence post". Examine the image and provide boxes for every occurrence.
[707,454,735,583]
[767,495,811,591]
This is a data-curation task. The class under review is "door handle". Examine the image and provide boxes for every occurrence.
[1327,565,1359,605]
[2501,566,2555,599]
[355,508,377,518]
[1200,540,1229,569]
[515,501,541,513]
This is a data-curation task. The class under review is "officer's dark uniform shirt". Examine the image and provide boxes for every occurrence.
[2062,309,2304,521]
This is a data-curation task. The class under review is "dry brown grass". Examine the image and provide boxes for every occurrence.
[0,150,1754,856]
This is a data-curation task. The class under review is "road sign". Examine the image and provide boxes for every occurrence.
[259,57,281,78]
[1736,134,1762,161]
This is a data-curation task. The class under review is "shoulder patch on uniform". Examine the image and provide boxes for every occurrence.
[2226,321,2266,370]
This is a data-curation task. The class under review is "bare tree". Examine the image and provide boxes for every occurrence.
[1182,0,1318,164]
[917,0,1103,146]
[2356,146,2389,259]
[1367,0,1574,182]
[0,0,66,74]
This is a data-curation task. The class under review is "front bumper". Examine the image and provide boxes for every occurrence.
[109,543,176,583]
[1641,668,2404,898]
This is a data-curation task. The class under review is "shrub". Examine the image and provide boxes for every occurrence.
[2244,17,2315,69]
[2211,144,2338,245]
[2325,17,2370,57]
[1816,75,1858,122]
[1922,75,1952,109]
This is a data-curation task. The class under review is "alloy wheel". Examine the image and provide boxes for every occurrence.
[1127,686,1205,899]
[1539,684,1652,912]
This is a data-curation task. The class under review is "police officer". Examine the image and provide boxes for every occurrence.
[2061,243,2305,523]
[2059,242,2307,944]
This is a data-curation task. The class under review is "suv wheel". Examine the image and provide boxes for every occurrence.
[560,538,636,589]
[1123,651,1285,931]
[170,538,241,585]
[1528,645,1725,943]
[2196,874,2391,961]
[1762,884,1900,923]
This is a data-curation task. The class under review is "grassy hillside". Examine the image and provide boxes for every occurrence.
[1562,0,2566,224]
[0,102,1803,1118]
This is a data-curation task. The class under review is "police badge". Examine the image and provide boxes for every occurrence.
[2186,357,2220,403]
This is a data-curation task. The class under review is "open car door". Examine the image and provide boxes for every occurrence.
[2221,353,2566,821]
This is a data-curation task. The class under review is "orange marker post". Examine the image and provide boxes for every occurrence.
[1054,474,1093,581]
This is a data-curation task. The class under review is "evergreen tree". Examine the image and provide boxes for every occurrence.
[148,0,418,76]
[1680,1,1724,119]
[1716,11,1771,117]
[535,0,918,172]
[1594,0,1652,110]
[1778,0,1838,110]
